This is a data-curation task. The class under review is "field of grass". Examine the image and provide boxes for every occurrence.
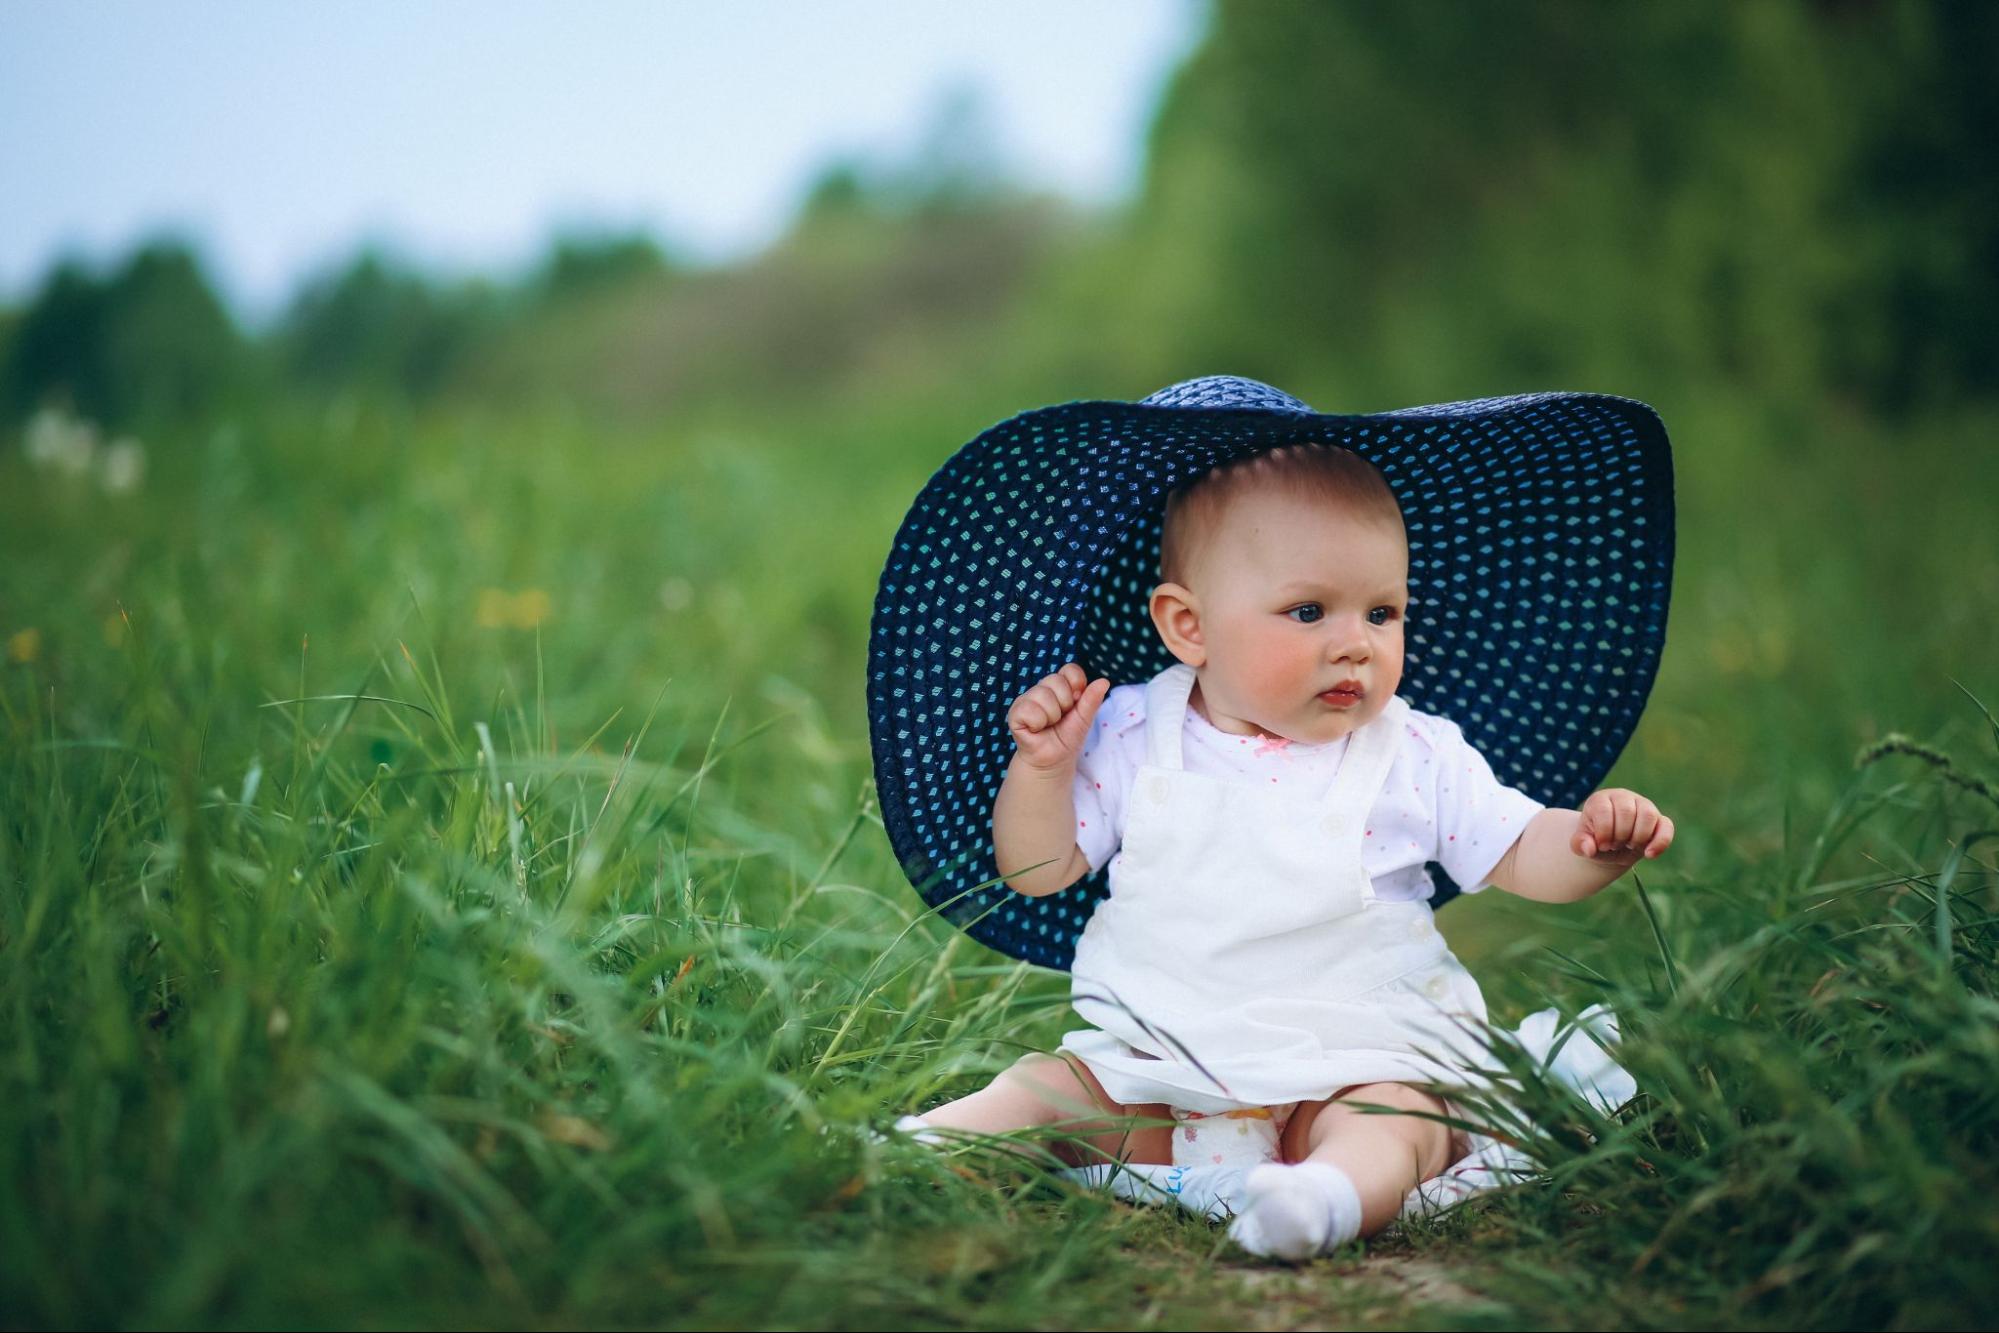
[4,387,1997,1329]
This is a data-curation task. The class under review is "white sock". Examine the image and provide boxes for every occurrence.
[1148,1162,1254,1221]
[1070,1161,1253,1222]
[892,1114,948,1146]
[1226,1162,1364,1260]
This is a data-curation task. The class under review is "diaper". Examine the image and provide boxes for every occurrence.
[1171,1102,1299,1170]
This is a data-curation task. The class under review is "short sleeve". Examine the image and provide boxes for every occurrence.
[1072,683,1145,873]
[1431,717,1546,894]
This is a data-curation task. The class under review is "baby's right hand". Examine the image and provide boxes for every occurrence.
[1007,664,1111,773]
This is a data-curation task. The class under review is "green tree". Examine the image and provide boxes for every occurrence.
[1,237,245,429]
[275,247,507,400]
[530,229,674,305]
[1102,0,1996,417]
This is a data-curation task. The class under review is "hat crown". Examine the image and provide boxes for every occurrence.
[1139,375,1316,414]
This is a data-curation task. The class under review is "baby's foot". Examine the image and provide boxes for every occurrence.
[1225,1162,1364,1261]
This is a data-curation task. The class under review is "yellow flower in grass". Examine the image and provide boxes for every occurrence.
[512,588,551,628]
[476,587,552,630]
[7,628,41,663]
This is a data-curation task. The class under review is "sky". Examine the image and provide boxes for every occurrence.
[0,1,1205,328]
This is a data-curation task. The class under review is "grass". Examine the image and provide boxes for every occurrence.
[2,387,1997,1329]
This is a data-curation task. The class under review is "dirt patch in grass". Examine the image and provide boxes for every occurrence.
[1108,1214,1509,1332]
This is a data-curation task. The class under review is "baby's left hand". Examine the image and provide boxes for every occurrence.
[1574,788,1674,864]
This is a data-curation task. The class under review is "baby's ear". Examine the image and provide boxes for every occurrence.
[1148,583,1205,665]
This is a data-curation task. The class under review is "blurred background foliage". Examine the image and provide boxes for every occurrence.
[5,2,1995,432]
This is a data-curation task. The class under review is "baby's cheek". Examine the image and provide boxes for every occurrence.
[1241,637,1314,697]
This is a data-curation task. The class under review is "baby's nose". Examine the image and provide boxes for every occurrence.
[1329,619,1371,655]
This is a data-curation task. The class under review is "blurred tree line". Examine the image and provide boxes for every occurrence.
[0,228,685,432]
[2,0,1992,435]
[1080,0,1998,420]
[0,240,248,429]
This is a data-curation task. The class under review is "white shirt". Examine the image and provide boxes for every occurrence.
[1071,682,1545,900]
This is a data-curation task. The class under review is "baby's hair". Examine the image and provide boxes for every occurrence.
[1157,443,1405,587]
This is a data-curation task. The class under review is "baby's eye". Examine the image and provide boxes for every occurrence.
[1286,604,1403,625]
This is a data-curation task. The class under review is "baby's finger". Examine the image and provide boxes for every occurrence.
[1042,671,1076,713]
[1034,683,1066,728]
[1644,814,1675,858]
[1599,787,1631,851]
[1011,686,1056,733]
[1575,809,1604,858]
[1630,806,1659,853]
[1059,677,1113,747]
[1575,794,1612,857]
[1611,792,1639,848]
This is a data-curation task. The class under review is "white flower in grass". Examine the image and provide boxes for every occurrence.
[658,576,693,612]
[23,405,99,475]
[101,437,146,494]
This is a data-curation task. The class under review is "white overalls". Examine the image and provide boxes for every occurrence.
[1058,661,1493,1169]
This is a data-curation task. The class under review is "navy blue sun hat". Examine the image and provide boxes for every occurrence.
[866,375,1675,969]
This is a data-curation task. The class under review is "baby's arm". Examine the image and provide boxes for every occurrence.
[993,755,1093,896]
[994,663,1111,896]
[1487,789,1675,903]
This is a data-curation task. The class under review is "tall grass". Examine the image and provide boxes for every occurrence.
[2,392,1996,1328]
[1420,712,1999,1329]
[0,553,1171,1328]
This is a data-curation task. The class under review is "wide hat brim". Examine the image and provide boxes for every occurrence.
[866,379,1675,969]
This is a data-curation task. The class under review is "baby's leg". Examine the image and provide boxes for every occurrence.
[1278,1082,1457,1236]
[913,1051,1174,1167]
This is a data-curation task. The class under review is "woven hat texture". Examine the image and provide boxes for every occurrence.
[866,375,1675,969]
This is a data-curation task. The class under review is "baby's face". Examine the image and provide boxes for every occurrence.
[1156,489,1408,746]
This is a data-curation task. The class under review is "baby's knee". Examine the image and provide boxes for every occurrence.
[997,1050,1116,1119]
[1341,1081,1447,1117]
[1289,1081,1454,1175]
[1345,1083,1454,1173]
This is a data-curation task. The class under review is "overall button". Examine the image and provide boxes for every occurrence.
[1145,775,1170,806]
[1320,812,1342,835]
[1405,916,1433,939]
[1422,972,1451,1001]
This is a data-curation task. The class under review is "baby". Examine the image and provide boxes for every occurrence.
[896,442,1673,1259]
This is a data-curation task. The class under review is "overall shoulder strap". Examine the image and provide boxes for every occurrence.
[1142,663,1197,770]
[1320,693,1409,815]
